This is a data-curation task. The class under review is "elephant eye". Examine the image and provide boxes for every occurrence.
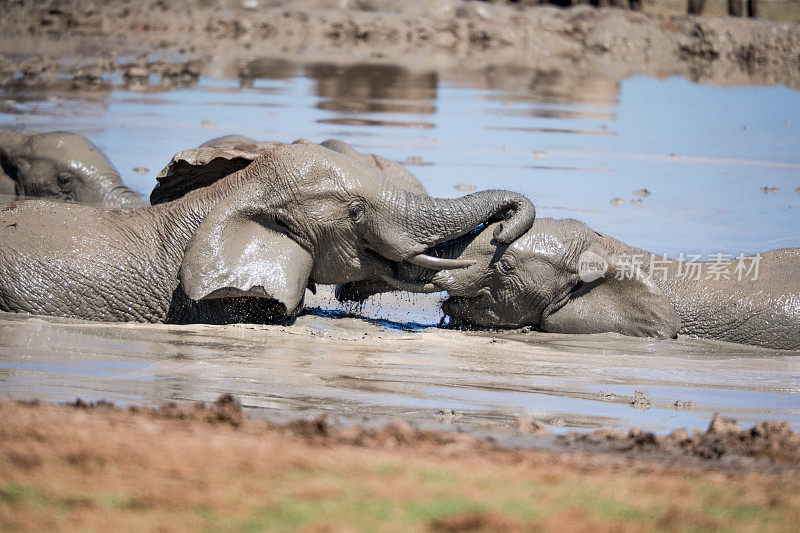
[496,258,513,274]
[348,202,365,222]
[56,172,72,188]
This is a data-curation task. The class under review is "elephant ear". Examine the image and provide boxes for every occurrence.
[541,243,680,339]
[151,144,280,204]
[179,190,313,317]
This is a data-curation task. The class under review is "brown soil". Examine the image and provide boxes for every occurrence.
[1,396,799,531]
[1,0,799,90]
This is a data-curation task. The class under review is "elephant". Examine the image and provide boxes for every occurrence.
[0,142,535,324]
[149,136,427,205]
[0,130,145,208]
[339,218,800,351]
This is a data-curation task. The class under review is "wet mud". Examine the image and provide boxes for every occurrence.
[1,309,798,437]
[1,0,800,90]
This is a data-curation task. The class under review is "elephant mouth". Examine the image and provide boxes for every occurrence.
[377,232,481,294]
[439,293,504,329]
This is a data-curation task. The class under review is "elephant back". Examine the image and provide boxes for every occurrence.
[150,137,428,205]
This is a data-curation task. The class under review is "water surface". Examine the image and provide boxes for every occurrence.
[1,62,798,434]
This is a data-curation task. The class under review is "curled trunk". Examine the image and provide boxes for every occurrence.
[375,188,535,261]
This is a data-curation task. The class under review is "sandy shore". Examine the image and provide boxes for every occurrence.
[1,397,799,531]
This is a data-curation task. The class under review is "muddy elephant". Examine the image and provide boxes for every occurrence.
[0,143,535,324]
[340,219,799,351]
[0,131,145,207]
[149,136,427,205]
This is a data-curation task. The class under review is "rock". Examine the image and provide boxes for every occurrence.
[435,408,463,424]
[631,391,651,410]
[123,66,149,82]
[673,400,696,409]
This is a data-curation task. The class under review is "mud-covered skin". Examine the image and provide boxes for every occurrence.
[318,139,427,196]
[0,131,144,208]
[0,143,534,323]
[150,137,427,205]
[342,219,800,350]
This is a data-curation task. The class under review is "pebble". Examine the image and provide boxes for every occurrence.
[631,390,651,410]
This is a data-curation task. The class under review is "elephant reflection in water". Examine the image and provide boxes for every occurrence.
[306,62,438,116]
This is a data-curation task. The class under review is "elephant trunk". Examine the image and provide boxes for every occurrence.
[377,188,535,262]
[99,179,146,208]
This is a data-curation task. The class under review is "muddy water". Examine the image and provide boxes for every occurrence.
[1,62,799,435]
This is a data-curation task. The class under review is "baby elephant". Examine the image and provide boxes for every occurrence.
[0,143,535,324]
[0,130,145,207]
[341,219,800,351]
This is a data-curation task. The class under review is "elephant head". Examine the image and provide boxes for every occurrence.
[0,130,144,208]
[177,143,536,318]
[429,219,680,338]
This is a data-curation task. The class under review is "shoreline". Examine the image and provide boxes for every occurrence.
[1,396,798,530]
[1,1,799,90]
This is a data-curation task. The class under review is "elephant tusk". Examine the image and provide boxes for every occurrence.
[380,275,441,294]
[407,254,476,270]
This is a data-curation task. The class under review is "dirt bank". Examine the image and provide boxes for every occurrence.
[1,397,798,531]
[1,0,799,90]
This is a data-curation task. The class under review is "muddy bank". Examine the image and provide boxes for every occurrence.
[1,0,800,89]
[1,398,799,531]
[54,395,800,467]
